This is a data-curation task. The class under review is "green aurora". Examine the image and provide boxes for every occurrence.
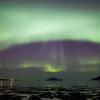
[0,5,100,50]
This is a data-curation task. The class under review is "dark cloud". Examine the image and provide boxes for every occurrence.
[0,40,100,72]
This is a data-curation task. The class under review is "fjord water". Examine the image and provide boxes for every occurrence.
[14,71,100,88]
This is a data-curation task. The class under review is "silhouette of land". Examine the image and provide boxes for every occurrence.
[46,77,62,81]
[91,76,100,81]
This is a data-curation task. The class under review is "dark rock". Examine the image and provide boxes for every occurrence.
[91,76,100,80]
[11,96,23,100]
[0,94,13,100]
[28,95,41,100]
[69,92,87,100]
[46,77,62,81]
[55,93,69,100]
[39,92,53,98]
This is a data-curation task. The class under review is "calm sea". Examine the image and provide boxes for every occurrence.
[14,72,100,88]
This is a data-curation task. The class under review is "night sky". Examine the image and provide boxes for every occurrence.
[0,0,100,74]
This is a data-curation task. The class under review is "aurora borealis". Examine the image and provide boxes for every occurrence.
[0,0,100,74]
[0,3,100,50]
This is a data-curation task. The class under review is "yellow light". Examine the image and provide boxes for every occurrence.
[44,64,64,72]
